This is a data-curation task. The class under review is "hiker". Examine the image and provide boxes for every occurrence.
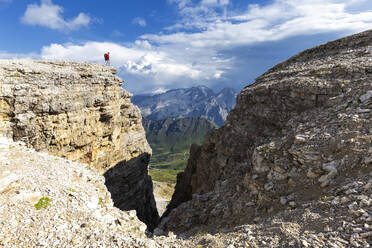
[104,52,110,66]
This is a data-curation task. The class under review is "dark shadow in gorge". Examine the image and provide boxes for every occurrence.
[104,152,160,232]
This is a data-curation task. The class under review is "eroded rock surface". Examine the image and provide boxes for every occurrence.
[0,137,149,247]
[4,136,370,247]
[161,28,372,247]
[0,60,158,229]
[0,60,148,172]
[0,137,202,247]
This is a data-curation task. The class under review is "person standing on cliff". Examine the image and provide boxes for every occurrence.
[104,52,110,66]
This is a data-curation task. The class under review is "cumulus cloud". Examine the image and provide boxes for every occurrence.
[132,17,147,27]
[21,0,90,31]
[145,0,372,47]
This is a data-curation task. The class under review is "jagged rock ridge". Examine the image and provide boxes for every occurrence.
[0,60,158,230]
[132,86,237,126]
[159,29,372,247]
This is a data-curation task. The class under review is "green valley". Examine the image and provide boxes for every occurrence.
[143,117,217,183]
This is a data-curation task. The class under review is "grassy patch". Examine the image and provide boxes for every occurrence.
[320,196,329,201]
[150,169,181,183]
[144,117,217,183]
[35,197,51,210]
[149,150,189,182]
[67,187,76,192]
[99,197,104,207]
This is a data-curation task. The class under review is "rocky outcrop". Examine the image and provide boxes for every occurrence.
[160,28,372,243]
[0,60,158,229]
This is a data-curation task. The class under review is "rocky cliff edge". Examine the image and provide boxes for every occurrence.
[0,60,158,230]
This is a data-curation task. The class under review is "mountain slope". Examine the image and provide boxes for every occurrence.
[132,86,237,126]
[143,117,217,183]
[159,28,372,247]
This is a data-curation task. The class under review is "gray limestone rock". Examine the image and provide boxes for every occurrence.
[161,29,372,237]
[0,60,159,230]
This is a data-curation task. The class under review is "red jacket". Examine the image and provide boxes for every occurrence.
[104,53,110,60]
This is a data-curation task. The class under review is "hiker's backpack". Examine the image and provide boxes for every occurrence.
[104,53,108,60]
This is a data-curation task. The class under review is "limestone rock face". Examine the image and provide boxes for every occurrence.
[161,29,372,235]
[0,60,149,172]
[0,60,158,229]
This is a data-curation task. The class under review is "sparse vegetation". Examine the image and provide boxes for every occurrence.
[153,181,175,199]
[35,197,51,210]
[320,196,329,201]
[67,187,76,192]
[99,197,104,207]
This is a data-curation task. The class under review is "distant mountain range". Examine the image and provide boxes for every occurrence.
[132,86,237,126]
[143,117,217,183]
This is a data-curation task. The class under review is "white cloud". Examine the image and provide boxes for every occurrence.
[21,0,90,31]
[144,0,372,48]
[132,17,147,27]
[201,0,229,7]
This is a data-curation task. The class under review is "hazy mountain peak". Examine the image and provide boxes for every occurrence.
[132,85,237,126]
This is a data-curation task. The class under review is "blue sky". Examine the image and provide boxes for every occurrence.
[1,0,372,94]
